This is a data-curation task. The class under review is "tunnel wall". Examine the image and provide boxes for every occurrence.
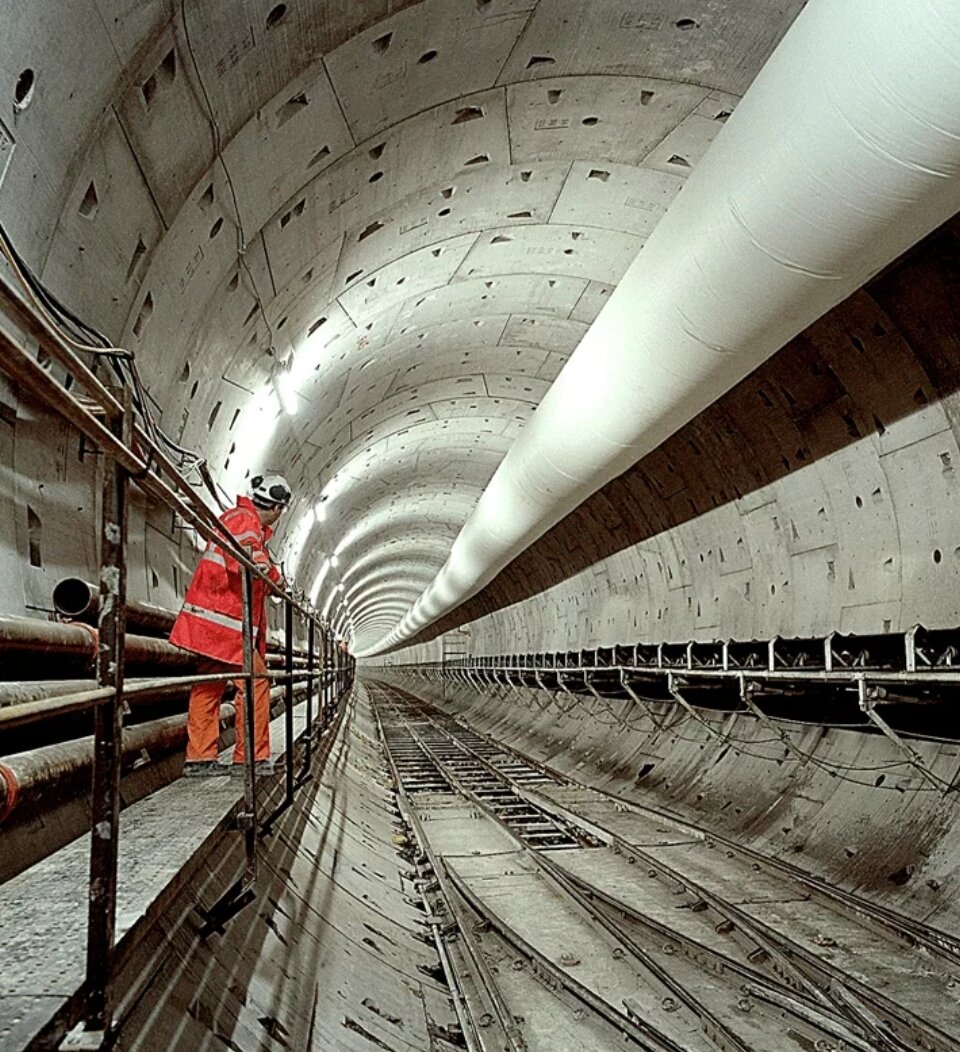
[2,4,958,654]
[0,0,802,638]
[380,219,960,661]
[0,373,197,619]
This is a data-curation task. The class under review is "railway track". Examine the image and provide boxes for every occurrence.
[370,680,960,1052]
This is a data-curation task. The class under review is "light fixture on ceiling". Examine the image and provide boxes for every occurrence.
[275,363,298,416]
[224,384,282,494]
[309,558,331,605]
[283,506,317,580]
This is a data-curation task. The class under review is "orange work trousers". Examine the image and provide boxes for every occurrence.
[185,651,271,763]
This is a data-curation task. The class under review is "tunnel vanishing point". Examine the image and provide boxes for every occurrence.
[3,1,960,1050]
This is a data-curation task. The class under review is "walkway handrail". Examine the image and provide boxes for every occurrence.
[0,271,356,1049]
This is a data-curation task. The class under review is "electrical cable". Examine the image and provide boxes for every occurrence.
[0,220,210,472]
[498,678,945,791]
[0,224,122,356]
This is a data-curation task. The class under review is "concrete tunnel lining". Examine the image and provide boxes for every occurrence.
[4,0,960,1049]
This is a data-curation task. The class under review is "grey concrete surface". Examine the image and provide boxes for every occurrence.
[2,4,960,1049]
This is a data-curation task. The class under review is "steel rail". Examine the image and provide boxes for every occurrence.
[370,697,513,1052]
[535,853,874,1052]
[379,690,855,1052]
[445,687,960,971]
[535,798,929,1052]
[383,682,960,1052]
[441,863,687,1052]
[375,690,713,1052]
[403,725,749,1052]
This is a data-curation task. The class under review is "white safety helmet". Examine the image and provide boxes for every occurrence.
[250,473,292,509]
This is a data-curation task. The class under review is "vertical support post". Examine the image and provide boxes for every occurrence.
[301,617,316,777]
[283,598,295,806]
[81,400,129,1043]
[335,634,342,700]
[857,677,946,792]
[239,569,258,882]
[322,627,331,725]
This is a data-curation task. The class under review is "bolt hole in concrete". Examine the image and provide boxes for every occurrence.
[78,181,99,218]
[582,115,599,126]
[307,144,329,168]
[676,17,700,29]
[934,548,942,563]
[453,106,483,124]
[209,217,223,238]
[26,507,42,567]
[265,3,287,28]
[132,292,153,337]
[126,236,147,281]
[369,170,383,183]
[141,50,176,107]
[418,49,438,63]
[14,68,35,110]
[357,220,384,242]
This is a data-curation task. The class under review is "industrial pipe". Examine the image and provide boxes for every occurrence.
[0,681,310,824]
[0,614,196,676]
[369,0,960,654]
[51,579,316,656]
[0,670,332,733]
[0,680,94,706]
[52,578,176,637]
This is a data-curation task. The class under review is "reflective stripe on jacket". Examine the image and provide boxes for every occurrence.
[169,496,281,666]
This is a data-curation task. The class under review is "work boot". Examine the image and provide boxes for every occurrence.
[183,760,230,778]
[230,758,280,776]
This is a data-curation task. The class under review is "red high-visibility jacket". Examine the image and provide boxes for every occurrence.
[170,496,281,666]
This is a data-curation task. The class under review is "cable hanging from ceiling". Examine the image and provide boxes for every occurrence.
[0,220,232,516]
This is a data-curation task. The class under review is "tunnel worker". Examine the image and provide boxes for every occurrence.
[170,473,292,777]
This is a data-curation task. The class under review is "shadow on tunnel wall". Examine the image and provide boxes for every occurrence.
[402,216,960,649]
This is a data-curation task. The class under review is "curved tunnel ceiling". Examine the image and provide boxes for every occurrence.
[2,0,809,650]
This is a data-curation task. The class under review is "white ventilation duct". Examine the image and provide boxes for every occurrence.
[363,0,960,656]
